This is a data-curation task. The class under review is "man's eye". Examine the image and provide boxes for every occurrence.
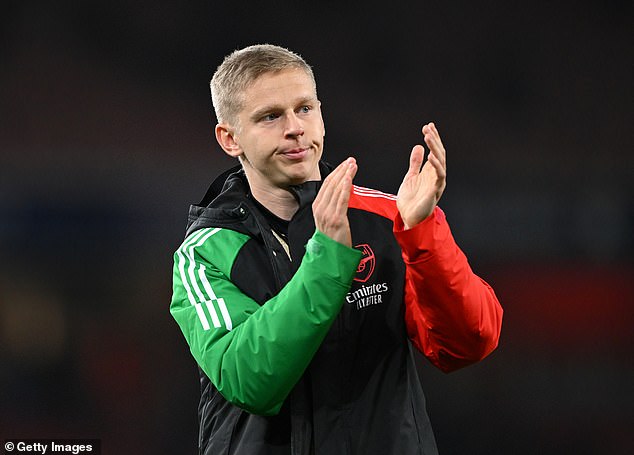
[262,113,279,121]
[299,106,312,114]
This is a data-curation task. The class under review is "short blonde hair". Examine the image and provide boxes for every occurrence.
[210,44,316,125]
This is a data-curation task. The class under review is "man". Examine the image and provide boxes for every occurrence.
[170,44,503,455]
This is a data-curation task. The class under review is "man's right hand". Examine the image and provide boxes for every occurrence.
[312,157,357,247]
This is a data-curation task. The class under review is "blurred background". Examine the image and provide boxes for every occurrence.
[1,1,632,453]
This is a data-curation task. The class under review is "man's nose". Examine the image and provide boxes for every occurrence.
[284,112,304,138]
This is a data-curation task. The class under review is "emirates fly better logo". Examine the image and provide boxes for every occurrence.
[347,243,389,310]
[353,244,375,282]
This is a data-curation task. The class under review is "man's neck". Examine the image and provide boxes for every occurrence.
[249,185,298,221]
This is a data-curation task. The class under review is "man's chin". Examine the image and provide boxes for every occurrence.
[283,163,320,186]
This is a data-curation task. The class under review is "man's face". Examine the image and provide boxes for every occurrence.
[228,68,325,190]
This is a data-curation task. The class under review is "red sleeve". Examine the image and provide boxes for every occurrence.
[393,207,503,373]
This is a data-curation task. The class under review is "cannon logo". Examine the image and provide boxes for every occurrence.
[353,244,375,283]
[348,244,389,310]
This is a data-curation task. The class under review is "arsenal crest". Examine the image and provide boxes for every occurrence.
[353,244,375,283]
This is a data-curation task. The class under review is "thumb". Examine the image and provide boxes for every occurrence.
[406,145,424,177]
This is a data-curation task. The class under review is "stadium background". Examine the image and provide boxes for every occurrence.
[1,2,632,453]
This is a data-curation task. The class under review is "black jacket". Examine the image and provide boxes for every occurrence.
[184,162,439,454]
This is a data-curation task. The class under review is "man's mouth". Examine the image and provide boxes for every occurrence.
[280,147,308,160]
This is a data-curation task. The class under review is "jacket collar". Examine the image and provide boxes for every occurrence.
[185,161,334,236]
[288,161,333,209]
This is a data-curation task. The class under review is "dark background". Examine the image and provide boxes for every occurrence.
[1,1,632,454]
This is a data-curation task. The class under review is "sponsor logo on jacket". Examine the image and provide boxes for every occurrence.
[353,244,375,283]
[347,243,389,310]
[346,282,389,310]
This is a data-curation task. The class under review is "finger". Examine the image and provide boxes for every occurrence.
[331,160,357,216]
[407,145,425,177]
[313,159,356,240]
[314,157,355,209]
[421,122,435,139]
[422,122,442,143]
[423,127,446,167]
[423,122,440,139]
[328,157,355,184]
[422,123,441,154]
[316,159,348,201]
[426,151,447,180]
[425,138,446,169]
[321,159,347,189]
[428,122,446,160]
[339,158,358,187]
[339,160,357,201]
[430,122,443,145]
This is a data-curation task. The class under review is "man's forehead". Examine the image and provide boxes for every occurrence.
[247,67,315,92]
[241,69,317,109]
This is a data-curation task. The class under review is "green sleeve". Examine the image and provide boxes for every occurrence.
[170,227,362,416]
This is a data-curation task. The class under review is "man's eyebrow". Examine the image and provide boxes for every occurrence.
[295,95,318,106]
[249,104,281,121]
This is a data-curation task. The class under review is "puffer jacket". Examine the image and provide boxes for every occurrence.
[170,162,503,454]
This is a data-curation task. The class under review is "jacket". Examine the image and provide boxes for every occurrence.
[170,162,503,454]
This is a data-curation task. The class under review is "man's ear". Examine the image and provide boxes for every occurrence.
[215,124,242,158]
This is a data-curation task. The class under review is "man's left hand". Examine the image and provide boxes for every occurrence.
[397,122,447,229]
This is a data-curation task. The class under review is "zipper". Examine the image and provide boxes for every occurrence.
[240,204,287,292]
[242,203,312,454]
